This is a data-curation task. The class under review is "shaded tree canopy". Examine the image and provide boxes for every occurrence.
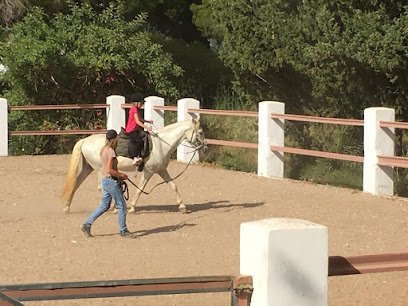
[1,0,205,42]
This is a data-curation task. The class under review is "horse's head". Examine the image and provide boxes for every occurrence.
[187,118,207,150]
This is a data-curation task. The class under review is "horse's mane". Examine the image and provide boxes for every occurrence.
[156,120,195,134]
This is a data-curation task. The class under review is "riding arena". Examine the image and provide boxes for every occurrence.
[1,96,408,305]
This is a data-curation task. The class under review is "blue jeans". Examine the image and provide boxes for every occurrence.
[84,177,128,234]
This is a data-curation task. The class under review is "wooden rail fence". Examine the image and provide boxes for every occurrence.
[1,252,407,305]
[0,275,253,306]
[2,97,408,196]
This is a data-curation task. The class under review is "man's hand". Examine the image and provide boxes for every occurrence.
[120,173,128,180]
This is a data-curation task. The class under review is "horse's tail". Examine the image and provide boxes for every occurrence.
[61,138,85,209]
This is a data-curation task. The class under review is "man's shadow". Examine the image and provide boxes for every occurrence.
[93,222,196,238]
[134,223,196,238]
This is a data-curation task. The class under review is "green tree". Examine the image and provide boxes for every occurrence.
[1,2,182,154]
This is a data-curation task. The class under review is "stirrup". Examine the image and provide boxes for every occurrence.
[132,157,143,166]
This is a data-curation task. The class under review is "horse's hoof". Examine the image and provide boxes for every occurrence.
[178,206,190,214]
[63,207,70,214]
[128,207,136,213]
[112,209,118,214]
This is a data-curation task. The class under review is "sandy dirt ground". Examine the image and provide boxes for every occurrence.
[1,154,408,306]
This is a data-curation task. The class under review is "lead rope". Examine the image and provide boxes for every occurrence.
[120,180,130,200]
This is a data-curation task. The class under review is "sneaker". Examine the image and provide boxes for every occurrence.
[81,223,92,237]
[120,230,135,238]
[132,157,143,166]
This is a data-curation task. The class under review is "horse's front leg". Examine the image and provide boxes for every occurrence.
[157,169,188,213]
[128,170,153,213]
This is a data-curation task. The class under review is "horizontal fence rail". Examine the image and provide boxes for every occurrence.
[377,156,408,169]
[207,139,258,149]
[10,129,106,136]
[189,108,258,118]
[328,252,408,276]
[153,105,177,111]
[0,275,253,306]
[379,121,408,129]
[271,113,364,126]
[270,145,364,163]
[10,104,109,111]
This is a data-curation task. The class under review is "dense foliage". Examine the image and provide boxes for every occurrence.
[192,1,408,118]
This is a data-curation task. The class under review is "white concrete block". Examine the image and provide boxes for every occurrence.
[106,95,126,133]
[144,96,164,132]
[258,101,285,178]
[0,98,7,156]
[240,218,328,306]
[177,98,200,163]
[363,107,395,196]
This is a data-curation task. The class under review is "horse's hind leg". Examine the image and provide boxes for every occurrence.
[128,170,153,213]
[98,172,116,213]
[157,169,187,213]
[63,164,93,213]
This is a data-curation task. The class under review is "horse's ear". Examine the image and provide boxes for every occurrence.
[191,116,200,125]
[192,118,200,128]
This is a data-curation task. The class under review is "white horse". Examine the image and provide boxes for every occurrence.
[61,119,206,214]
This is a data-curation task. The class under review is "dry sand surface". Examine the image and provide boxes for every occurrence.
[1,154,408,305]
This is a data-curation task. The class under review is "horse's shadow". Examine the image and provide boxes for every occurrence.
[134,200,265,214]
[70,200,264,216]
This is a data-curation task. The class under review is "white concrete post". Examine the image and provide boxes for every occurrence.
[144,96,164,132]
[258,101,285,178]
[363,107,395,196]
[240,218,328,306]
[0,98,8,156]
[106,95,126,133]
[177,98,200,163]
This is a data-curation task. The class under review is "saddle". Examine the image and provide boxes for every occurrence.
[116,128,152,171]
